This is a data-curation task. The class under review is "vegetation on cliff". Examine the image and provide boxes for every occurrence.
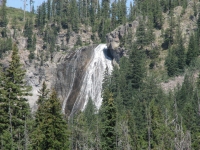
[0,0,200,149]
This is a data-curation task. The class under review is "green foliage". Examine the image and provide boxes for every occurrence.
[24,19,34,50]
[165,48,178,77]
[31,88,69,150]
[186,34,198,66]
[162,28,173,50]
[100,90,116,150]
[129,45,145,89]
[0,37,12,57]
[1,0,199,149]
[149,48,160,59]
[0,0,8,27]
[75,36,82,46]
[136,19,147,49]
[175,31,185,73]
[84,97,96,127]
[0,43,32,149]
[1,129,14,150]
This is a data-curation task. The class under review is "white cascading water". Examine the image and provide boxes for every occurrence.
[71,44,113,113]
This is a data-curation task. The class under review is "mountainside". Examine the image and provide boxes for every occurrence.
[1,0,200,149]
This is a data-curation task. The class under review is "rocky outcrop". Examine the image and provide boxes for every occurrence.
[106,21,139,63]
[54,45,97,116]
[56,25,96,49]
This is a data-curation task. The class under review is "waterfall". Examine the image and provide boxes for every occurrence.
[69,44,113,115]
[61,50,82,113]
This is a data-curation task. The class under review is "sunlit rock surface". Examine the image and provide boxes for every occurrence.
[55,44,113,116]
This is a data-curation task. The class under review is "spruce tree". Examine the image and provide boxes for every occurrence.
[149,100,164,149]
[128,45,145,89]
[47,0,51,20]
[153,0,163,29]
[100,90,116,150]
[136,19,146,49]
[0,0,8,27]
[31,88,69,150]
[0,43,31,149]
[102,0,110,19]
[111,0,117,28]
[176,32,185,73]
[70,0,79,33]
[84,97,96,127]
[186,34,198,65]
[165,48,177,77]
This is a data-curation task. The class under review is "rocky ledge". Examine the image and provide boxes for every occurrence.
[106,20,139,64]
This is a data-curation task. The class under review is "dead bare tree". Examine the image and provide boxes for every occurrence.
[22,0,27,22]
[30,0,35,13]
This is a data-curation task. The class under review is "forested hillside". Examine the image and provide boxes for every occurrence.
[0,0,200,149]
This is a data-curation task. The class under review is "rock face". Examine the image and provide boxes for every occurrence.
[56,25,96,49]
[1,25,100,114]
[106,21,139,63]
[68,44,113,116]
[55,45,97,116]
[24,44,113,116]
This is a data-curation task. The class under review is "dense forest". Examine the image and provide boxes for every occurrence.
[0,0,200,149]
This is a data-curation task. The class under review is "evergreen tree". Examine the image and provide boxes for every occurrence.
[136,19,146,49]
[111,0,117,28]
[129,2,135,22]
[149,99,164,149]
[101,0,110,19]
[0,43,31,149]
[31,89,69,150]
[47,0,51,20]
[41,2,46,26]
[36,6,42,28]
[186,34,198,65]
[100,90,116,150]
[118,56,132,109]
[37,81,49,105]
[146,14,155,45]
[165,48,177,77]
[0,0,8,27]
[175,30,185,73]
[153,0,163,29]
[84,97,96,127]
[128,44,145,89]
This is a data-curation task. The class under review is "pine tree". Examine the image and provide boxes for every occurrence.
[146,14,155,45]
[0,43,31,149]
[118,56,132,109]
[101,0,110,19]
[36,6,42,28]
[84,97,96,127]
[165,48,177,77]
[136,19,146,49]
[70,0,79,32]
[100,90,116,150]
[47,0,51,20]
[0,0,8,27]
[41,2,46,26]
[37,81,49,105]
[149,99,164,149]
[129,2,135,22]
[119,0,127,24]
[30,82,49,149]
[175,30,185,73]
[31,89,69,150]
[153,0,163,29]
[186,34,198,65]
[111,0,117,28]
[128,44,145,89]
